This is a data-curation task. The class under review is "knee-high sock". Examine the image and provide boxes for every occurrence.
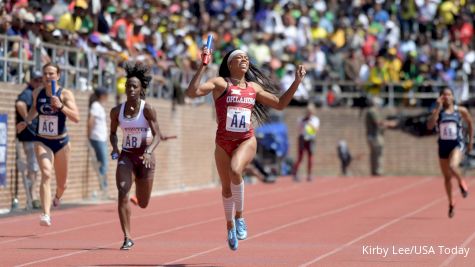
[222,196,234,221]
[231,181,244,212]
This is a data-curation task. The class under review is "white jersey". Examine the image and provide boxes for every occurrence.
[89,101,108,142]
[119,100,152,152]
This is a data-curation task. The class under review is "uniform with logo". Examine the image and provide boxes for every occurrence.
[215,80,256,156]
[35,88,69,154]
[118,100,154,179]
[437,106,465,159]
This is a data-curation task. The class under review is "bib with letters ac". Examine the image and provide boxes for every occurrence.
[119,100,152,153]
[36,88,67,137]
[437,106,464,142]
[215,79,256,140]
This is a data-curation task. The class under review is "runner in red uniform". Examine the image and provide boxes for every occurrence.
[186,47,306,250]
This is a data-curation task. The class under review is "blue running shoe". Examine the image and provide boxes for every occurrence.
[227,226,238,251]
[235,218,248,240]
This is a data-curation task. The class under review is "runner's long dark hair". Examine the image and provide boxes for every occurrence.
[219,49,281,124]
[124,61,152,99]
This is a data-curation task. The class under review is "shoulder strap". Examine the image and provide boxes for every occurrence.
[119,102,125,121]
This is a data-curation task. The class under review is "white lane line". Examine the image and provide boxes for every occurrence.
[15,178,380,266]
[164,178,433,265]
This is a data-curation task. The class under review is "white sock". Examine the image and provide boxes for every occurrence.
[222,196,234,222]
[231,181,244,213]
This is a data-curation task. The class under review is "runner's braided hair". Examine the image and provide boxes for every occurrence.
[219,49,281,124]
[124,61,152,99]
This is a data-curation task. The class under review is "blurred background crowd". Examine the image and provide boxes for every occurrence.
[0,0,474,107]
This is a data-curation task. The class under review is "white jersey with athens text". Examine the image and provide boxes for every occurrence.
[118,100,152,152]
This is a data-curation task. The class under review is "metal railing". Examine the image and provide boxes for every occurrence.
[1,34,474,107]
[309,79,475,107]
[0,34,118,92]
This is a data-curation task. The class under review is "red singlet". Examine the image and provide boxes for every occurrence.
[215,79,256,155]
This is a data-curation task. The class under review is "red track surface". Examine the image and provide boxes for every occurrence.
[1,176,474,267]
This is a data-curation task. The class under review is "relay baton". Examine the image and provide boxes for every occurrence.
[51,80,56,96]
[202,34,213,65]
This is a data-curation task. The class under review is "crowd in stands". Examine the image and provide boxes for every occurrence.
[0,0,474,106]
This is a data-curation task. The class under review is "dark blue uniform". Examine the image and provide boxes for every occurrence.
[35,88,69,154]
[437,106,465,159]
[16,85,38,142]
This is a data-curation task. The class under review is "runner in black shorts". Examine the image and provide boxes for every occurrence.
[110,61,166,250]
[427,87,473,218]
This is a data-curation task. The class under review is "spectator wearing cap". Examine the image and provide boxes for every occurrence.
[96,6,113,35]
[385,48,402,83]
[15,70,42,209]
[102,5,117,31]
[368,56,389,95]
[56,0,88,33]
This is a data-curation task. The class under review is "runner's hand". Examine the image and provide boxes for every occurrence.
[111,149,120,160]
[16,122,27,133]
[295,65,306,82]
[142,153,153,168]
[201,46,212,66]
[435,96,443,111]
[51,96,63,109]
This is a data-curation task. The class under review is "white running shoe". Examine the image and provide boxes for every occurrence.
[40,214,51,226]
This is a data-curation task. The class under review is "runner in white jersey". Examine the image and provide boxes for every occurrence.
[110,61,166,250]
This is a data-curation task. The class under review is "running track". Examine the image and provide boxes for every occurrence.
[1,176,475,267]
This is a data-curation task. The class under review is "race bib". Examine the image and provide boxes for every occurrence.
[123,132,143,149]
[226,107,251,132]
[440,122,457,140]
[38,115,58,136]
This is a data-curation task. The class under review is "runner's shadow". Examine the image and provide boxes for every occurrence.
[93,264,221,267]
[0,235,35,238]
[18,247,115,251]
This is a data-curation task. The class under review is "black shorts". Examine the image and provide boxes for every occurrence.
[117,151,155,180]
[36,135,69,154]
[438,140,464,159]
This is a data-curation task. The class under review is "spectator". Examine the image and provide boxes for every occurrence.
[293,104,320,182]
[0,0,474,109]
[365,97,398,176]
[15,70,42,209]
[385,48,402,83]
[337,140,352,176]
[344,48,364,83]
[368,56,389,94]
[56,0,88,33]
[88,87,109,199]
